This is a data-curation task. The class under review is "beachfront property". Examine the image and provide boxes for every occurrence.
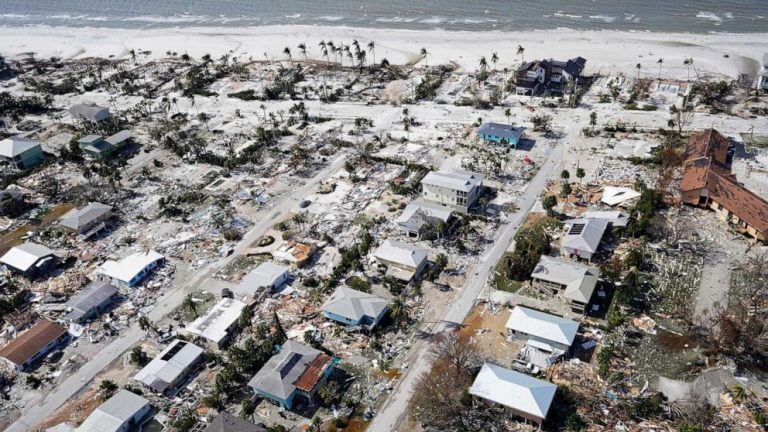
[59,202,113,236]
[373,239,429,282]
[0,320,69,371]
[134,339,204,395]
[66,281,119,324]
[322,286,389,330]
[531,256,600,314]
[561,218,610,261]
[247,340,334,410]
[98,250,165,287]
[515,56,587,96]
[77,389,152,432]
[77,130,132,158]
[69,103,111,123]
[182,298,246,349]
[0,242,56,278]
[476,122,526,148]
[0,136,45,170]
[469,362,557,426]
[394,199,454,239]
[236,262,290,297]
[506,306,579,353]
[420,170,483,213]
[680,129,768,242]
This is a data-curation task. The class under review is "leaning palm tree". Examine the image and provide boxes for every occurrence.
[367,41,376,65]
[183,294,198,318]
[420,47,428,67]
[516,45,525,63]
[297,43,308,62]
[491,52,499,70]
[657,58,663,80]
[283,47,292,66]
[479,56,488,72]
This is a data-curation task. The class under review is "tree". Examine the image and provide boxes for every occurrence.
[420,47,428,68]
[635,62,642,81]
[367,41,376,66]
[130,346,149,366]
[517,45,525,63]
[241,399,256,421]
[273,311,287,343]
[137,316,158,335]
[99,379,118,400]
[589,111,597,128]
[182,294,198,318]
[531,114,552,132]
[283,47,293,66]
[657,58,663,79]
[478,56,487,72]
[543,195,557,216]
[490,52,498,70]
[297,42,308,62]
[561,182,572,197]
[504,108,511,125]
[429,331,479,374]
[560,169,570,181]
[684,57,694,82]
[576,167,585,182]
[389,298,409,327]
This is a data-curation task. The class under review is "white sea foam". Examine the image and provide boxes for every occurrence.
[419,16,448,24]
[696,11,723,24]
[553,11,583,20]
[285,14,301,19]
[589,15,617,23]
[375,16,417,23]
[317,16,344,22]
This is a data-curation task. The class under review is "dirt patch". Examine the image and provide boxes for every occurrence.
[460,304,520,363]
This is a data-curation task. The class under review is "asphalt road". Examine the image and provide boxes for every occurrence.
[6,155,346,432]
[367,143,564,432]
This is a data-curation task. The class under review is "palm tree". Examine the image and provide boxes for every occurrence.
[731,385,750,404]
[298,43,308,62]
[635,63,642,81]
[137,316,157,335]
[292,212,307,231]
[129,49,136,63]
[327,40,336,63]
[389,298,408,326]
[240,399,255,421]
[183,294,198,318]
[479,56,488,72]
[367,41,376,66]
[516,45,525,63]
[380,58,390,68]
[491,52,499,70]
[657,58,663,80]
[283,47,292,66]
[683,57,694,82]
[504,108,511,125]
[420,47,428,67]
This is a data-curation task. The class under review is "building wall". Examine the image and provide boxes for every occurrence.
[507,329,571,352]
[422,183,479,213]
[17,146,45,169]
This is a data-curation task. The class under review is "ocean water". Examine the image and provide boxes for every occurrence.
[0,0,767,33]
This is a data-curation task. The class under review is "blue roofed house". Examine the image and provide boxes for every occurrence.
[322,286,389,330]
[0,136,45,170]
[477,123,526,149]
[248,340,334,410]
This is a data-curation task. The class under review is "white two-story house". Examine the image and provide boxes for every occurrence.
[420,170,483,213]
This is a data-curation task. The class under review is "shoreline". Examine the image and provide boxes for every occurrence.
[2,24,767,79]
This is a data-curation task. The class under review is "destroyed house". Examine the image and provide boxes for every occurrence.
[77,389,152,432]
[99,250,165,287]
[236,262,290,297]
[69,103,111,123]
[373,240,428,282]
[0,189,25,216]
[420,170,483,213]
[531,256,600,314]
[182,298,246,349]
[60,202,113,235]
[0,319,69,371]
[561,218,609,261]
[476,122,526,148]
[505,306,578,352]
[272,241,314,268]
[134,339,204,395]
[66,281,119,323]
[0,136,45,169]
[248,340,334,410]
[469,362,557,426]
[580,210,629,228]
[394,199,454,239]
[323,286,389,330]
[680,129,768,242]
[78,130,132,158]
[0,242,56,278]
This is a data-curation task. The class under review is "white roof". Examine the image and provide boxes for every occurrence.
[581,210,629,227]
[99,250,164,284]
[134,339,203,392]
[60,202,112,230]
[69,103,110,122]
[323,286,388,323]
[469,362,557,420]
[505,306,579,347]
[601,186,641,206]
[237,262,289,294]
[421,170,483,192]
[531,256,600,303]
[562,218,609,255]
[394,200,454,228]
[374,240,428,269]
[0,242,54,272]
[0,136,41,158]
[77,389,149,432]
[184,298,246,345]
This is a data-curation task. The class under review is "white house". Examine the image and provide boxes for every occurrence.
[469,362,557,426]
[561,218,609,261]
[531,256,600,314]
[0,242,56,278]
[77,389,152,432]
[235,262,290,297]
[420,170,483,213]
[69,103,111,123]
[134,339,204,395]
[373,240,428,282]
[394,199,454,238]
[322,286,389,330]
[99,251,165,287]
[182,298,246,349]
[505,306,579,352]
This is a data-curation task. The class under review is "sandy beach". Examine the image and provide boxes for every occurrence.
[1,25,767,80]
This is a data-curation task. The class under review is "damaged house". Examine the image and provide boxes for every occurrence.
[680,128,768,242]
[394,199,454,239]
[322,286,389,330]
[373,240,428,282]
[98,250,165,287]
[181,298,246,350]
[515,56,587,96]
[59,202,113,237]
[0,135,45,170]
[134,339,204,395]
[531,256,600,314]
[506,306,579,368]
[65,281,119,324]
[0,319,69,371]
[0,242,56,278]
[77,389,152,432]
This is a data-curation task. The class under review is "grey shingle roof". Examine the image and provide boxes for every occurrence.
[247,340,321,400]
[203,412,268,432]
[60,202,112,231]
[66,281,118,322]
[323,286,388,323]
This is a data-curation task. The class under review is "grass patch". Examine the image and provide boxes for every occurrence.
[215,254,268,281]
[345,275,372,293]
[492,253,523,293]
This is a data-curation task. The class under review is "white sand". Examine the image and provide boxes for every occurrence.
[1,25,767,80]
